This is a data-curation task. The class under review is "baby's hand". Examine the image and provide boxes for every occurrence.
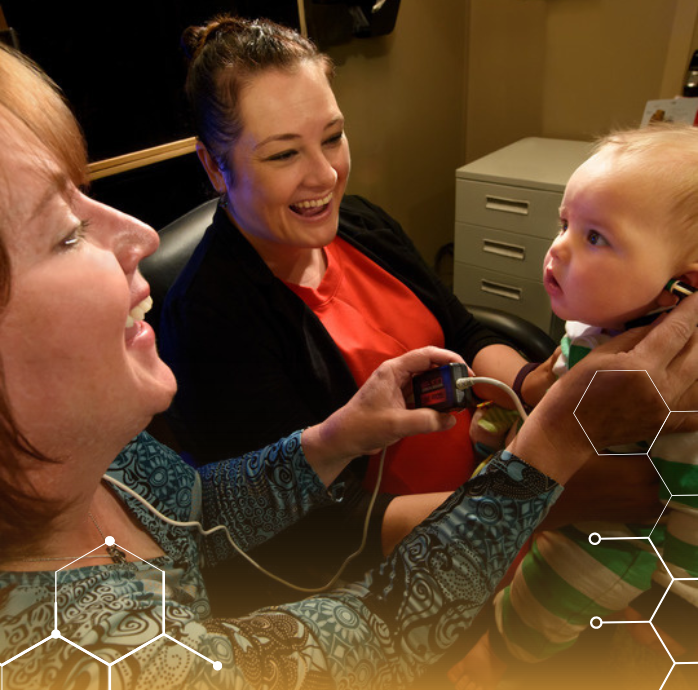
[520,346,561,407]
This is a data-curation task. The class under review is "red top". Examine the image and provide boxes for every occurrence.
[285,238,475,494]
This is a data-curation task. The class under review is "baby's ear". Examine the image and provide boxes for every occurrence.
[657,268,698,307]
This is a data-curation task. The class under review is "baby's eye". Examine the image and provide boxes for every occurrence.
[558,219,569,234]
[60,219,90,250]
[587,230,608,247]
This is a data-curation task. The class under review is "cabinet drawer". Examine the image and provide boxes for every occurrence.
[456,179,562,238]
[454,222,550,282]
[453,262,554,334]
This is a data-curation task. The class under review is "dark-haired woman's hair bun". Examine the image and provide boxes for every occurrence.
[180,14,244,61]
[182,12,331,174]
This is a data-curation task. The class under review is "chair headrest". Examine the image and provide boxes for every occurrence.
[140,197,218,329]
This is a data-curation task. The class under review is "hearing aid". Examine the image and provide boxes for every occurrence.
[665,278,697,301]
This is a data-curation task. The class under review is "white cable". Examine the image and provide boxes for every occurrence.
[455,376,529,421]
[102,445,386,594]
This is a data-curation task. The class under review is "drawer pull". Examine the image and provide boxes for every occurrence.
[485,195,529,216]
[482,239,526,261]
[480,279,522,302]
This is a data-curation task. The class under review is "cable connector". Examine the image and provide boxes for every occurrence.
[413,364,528,420]
[457,376,528,420]
[455,376,475,390]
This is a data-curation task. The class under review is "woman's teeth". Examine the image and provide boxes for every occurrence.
[126,296,153,328]
[292,192,333,211]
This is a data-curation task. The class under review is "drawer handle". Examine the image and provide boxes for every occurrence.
[482,239,526,261]
[485,195,529,216]
[480,279,522,301]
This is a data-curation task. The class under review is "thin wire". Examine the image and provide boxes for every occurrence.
[103,446,387,594]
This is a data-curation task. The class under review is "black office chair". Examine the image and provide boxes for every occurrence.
[140,197,218,333]
[138,198,217,450]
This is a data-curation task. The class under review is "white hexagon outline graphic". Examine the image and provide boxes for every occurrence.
[573,370,671,455]
[578,369,698,690]
[0,536,222,689]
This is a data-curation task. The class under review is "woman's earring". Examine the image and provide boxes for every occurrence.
[219,192,229,209]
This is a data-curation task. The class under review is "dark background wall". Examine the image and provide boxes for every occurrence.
[1,2,302,230]
[2,1,399,232]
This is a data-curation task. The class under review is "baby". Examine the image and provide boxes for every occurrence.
[456,122,698,689]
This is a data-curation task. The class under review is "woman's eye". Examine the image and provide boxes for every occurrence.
[587,230,608,247]
[60,219,90,250]
[323,131,344,147]
[266,149,297,162]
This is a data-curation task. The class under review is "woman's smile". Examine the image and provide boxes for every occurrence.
[125,295,156,348]
[126,294,153,329]
[290,191,334,217]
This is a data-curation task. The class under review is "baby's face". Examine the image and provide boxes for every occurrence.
[543,149,683,330]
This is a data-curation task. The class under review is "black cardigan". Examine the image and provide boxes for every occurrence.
[160,195,500,462]
[158,195,502,615]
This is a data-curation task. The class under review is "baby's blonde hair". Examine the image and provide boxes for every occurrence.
[594,123,698,251]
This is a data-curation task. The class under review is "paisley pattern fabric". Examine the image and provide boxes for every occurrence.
[0,434,561,690]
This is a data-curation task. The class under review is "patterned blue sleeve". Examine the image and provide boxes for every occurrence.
[198,430,343,566]
[110,435,561,689]
[108,431,341,567]
[268,450,563,687]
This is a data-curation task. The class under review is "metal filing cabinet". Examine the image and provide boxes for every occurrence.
[454,137,593,340]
